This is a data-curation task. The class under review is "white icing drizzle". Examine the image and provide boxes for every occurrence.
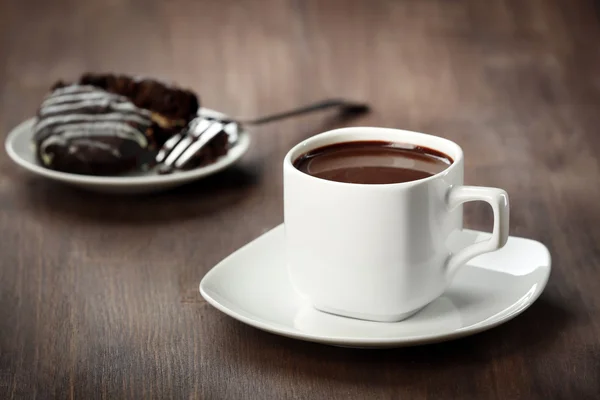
[41,98,150,117]
[34,84,153,164]
[45,84,98,97]
[41,91,112,107]
[51,122,148,145]
[40,125,145,154]
[36,113,151,132]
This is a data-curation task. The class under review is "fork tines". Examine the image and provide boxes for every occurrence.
[156,117,239,174]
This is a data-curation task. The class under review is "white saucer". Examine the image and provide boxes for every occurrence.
[200,225,551,348]
[4,108,251,194]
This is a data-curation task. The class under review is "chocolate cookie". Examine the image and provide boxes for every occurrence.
[33,84,156,176]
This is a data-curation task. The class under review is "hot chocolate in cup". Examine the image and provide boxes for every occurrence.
[283,127,509,323]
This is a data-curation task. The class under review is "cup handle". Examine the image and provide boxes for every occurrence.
[445,186,510,280]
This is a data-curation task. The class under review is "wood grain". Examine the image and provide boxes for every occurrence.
[1,0,599,398]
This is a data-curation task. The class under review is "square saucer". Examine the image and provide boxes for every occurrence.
[200,225,550,348]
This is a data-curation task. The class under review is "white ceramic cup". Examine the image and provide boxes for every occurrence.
[283,127,509,322]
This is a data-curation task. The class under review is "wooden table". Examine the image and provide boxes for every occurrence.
[1,0,599,398]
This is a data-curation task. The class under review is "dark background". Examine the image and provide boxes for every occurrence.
[1,0,599,398]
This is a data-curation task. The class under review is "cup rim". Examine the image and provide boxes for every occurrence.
[283,126,464,188]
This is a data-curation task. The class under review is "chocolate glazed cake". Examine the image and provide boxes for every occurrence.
[33,85,156,175]
[32,74,200,175]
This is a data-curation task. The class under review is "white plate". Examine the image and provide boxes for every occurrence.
[200,225,551,348]
[4,108,251,194]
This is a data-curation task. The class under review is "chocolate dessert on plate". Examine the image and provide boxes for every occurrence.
[32,73,202,176]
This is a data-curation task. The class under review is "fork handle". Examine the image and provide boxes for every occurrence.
[238,99,370,125]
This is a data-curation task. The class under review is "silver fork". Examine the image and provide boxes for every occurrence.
[155,98,369,174]
[155,117,240,174]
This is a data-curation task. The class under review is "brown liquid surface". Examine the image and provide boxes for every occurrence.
[293,141,453,184]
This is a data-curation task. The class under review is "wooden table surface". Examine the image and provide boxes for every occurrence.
[1,0,600,398]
